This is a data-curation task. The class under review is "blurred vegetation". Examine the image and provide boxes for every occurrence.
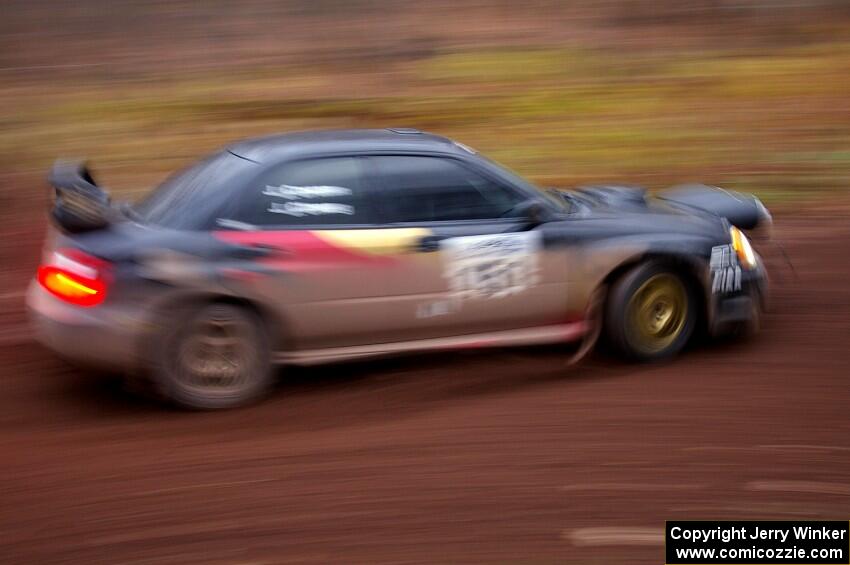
[1,1,849,204]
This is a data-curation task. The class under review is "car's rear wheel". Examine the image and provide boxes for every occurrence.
[605,262,697,361]
[154,303,272,409]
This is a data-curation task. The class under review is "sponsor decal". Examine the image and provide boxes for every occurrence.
[416,299,458,319]
[263,183,355,216]
[710,244,741,294]
[262,184,352,200]
[268,201,354,217]
[441,232,541,300]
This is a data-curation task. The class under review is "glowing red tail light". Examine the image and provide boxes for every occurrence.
[37,249,109,307]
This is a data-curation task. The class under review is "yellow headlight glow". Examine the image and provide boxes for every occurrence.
[730,227,757,269]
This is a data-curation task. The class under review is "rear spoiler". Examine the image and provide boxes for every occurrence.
[658,184,772,232]
[48,160,111,233]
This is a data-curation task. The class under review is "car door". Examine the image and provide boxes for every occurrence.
[216,155,428,350]
[366,154,570,342]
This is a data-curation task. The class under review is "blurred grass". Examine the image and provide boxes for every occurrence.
[2,43,849,203]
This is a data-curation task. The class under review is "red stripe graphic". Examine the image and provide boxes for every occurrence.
[214,230,395,272]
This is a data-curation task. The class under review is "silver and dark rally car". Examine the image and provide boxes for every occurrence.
[28,128,770,409]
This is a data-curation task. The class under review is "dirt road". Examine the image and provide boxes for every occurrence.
[0,208,848,564]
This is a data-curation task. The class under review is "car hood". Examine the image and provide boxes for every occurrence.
[555,183,769,233]
[551,185,730,241]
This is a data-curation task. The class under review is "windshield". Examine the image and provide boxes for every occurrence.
[134,151,257,229]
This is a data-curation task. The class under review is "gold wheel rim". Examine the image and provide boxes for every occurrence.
[626,273,688,353]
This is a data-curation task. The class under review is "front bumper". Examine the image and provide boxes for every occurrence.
[26,281,148,372]
[708,260,768,336]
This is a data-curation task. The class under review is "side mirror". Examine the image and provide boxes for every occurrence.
[512,200,549,227]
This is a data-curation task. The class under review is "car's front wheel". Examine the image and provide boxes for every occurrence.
[154,302,273,409]
[604,262,697,361]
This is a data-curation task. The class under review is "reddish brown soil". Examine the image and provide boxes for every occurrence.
[0,204,848,564]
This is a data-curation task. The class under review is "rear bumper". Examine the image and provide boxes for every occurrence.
[26,281,146,372]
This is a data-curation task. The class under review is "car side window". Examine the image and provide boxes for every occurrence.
[370,156,525,223]
[231,157,371,226]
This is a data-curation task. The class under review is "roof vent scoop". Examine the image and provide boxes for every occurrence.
[386,127,422,135]
[578,185,648,208]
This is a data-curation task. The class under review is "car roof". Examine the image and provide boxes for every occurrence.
[227,128,465,163]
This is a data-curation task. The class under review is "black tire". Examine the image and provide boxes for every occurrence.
[604,262,697,362]
[152,303,273,409]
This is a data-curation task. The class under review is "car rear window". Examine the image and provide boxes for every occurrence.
[134,151,257,229]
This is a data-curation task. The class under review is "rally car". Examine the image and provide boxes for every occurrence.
[28,128,770,409]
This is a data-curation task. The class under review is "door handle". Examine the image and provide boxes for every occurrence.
[416,235,443,252]
[227,243,291,259]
